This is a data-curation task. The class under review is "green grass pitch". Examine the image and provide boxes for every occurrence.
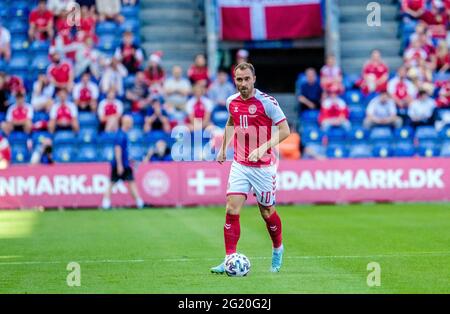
[0,203,449,293]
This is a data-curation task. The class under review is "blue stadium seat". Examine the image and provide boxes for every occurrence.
[0,112,5,122]
[326,145,348,159]
[54,131,77,145]
[31,55,51,72]
[344,89,363,106]
[96,21,118,35]
[98,144,115,162]
[300,110,320,124]
[440,142,450,157]
[121,5,139,19]
[211,106,228,128]
[394,126,414,142]
[349,127,368,142]
[98,132,117,145]
[8,131,28,144]
[78,128,98,144]
[77,144,97,162]
[303,143,326,159]
[349,144,373,158]
[129,143,145,161]
[415,126,438,142]
[343,74,359,90]
[326,127,347,144]
[120,19,139,34]
[301,127,323,144]
[128,128,144,144]
[31,131,52,146]
[11,37,29,52]
[349,106,365,125]
[9,55,29,72]
[439,126,450,141]
[417,144,440,157]
[146,130,168,146]
[54,145,76,163]
[9,19,28,34]
[10,2,29,20]
[131,112,144,127]
[78,112,99,128]
[393,142,415,157]
[97,34,119,52]
[369,127,393,144]
[30,40,51,56]
[372,144,392,158]
[32,111,49,123]
[11,144,30,164]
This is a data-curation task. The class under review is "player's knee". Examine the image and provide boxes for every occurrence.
[226,201,241,215]
[259,205,275,219]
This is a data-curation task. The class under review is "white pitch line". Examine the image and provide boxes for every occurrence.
[0,252,449,266]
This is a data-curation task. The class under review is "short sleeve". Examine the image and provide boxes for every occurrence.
[264,98,286,125]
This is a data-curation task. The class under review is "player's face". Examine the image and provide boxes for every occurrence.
[234,68,255,99]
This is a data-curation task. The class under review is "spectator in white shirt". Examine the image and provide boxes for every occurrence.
[364,91,402,129]
[408,89,437,128]
[96,0,124,23]
[73,71,99,112]
[100,57,128,96]
[31,73,55,112]
[208,69,235,107]
[0,23,11,61]
[163,65,192,111]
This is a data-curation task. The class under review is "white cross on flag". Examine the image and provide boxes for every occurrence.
[218,0,323,41]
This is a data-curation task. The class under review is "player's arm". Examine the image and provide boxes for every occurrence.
[249,120,290,162]
[114,145,124,175]
[216,115,234,164]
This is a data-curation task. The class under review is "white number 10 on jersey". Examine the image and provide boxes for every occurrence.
[240,115,248,129]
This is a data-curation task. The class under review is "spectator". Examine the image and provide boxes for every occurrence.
[0,73,9,114]
[0,133,11,169]
[357,49,389,96]
[1,92,33,135]
[408,59,435,95]
[320,54,344,95]
[186,83,213,131]
[73,71,99,112]
[98,88,123,131]
[208,69,235,107]
[297,68,322,112]
[79,5,98,43]
[114,31,144,75]
[188,53,209,86]
[408,89,437,128]
[143,139,172,162]
[436,80,450,108]
[163,65,192,111]
[363,91,402,129]
[0,22,11,62]
[31,73,55,113]
[47,50,74,91]
[48,88,79,133]
[30,137,54,165]
[231,49,249,81]
[144,52,165,93]
[29,0,55,41]
[387,66,417,119]
[144,96,171,133]
[100,57,128,96]
[123,0,137,5]
[96,0,124,23]
[74,36,103,79]
[420,1,448,39]
[126,71,151,113]
[404,37,428,67]
[435,40,450,73]
[401,0,426,20]
[48,0,75,17]
[319,85,351,132]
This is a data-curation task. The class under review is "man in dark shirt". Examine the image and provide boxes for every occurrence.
[297,68,322,112]
[101,115,144,209]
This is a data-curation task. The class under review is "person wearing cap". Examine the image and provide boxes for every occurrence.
[0,20,11,62]
[143,96,171,133]
[114,31,144,74]
[319,85,351,132]
[144,52,165,92]
[48,88,79,133]
[1,92,33,135]
[408,89,437,128]
[29,0,54,41]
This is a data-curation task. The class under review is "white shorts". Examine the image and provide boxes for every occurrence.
[226,161,277,206]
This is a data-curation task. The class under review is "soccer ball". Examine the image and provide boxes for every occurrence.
[224,253,251,277]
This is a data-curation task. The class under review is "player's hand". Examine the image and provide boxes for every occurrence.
[216,150,226,164]
[248,147,266,163]
[117,164,124,176]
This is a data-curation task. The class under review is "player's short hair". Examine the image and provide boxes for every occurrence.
[234,62,255,76]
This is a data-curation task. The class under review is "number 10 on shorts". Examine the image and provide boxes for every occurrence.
[260,191,271,204]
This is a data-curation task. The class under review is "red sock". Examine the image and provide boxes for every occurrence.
[264,211,282,249]
[224,213,240,255]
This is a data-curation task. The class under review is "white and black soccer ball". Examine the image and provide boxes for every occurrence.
[224,253,251,277]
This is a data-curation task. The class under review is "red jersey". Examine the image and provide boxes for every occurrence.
[6,104,33,122]
[48,61,73,84]
[227,89,286,167]
[363,61,389,79]
[29,8,53,39]
[0,135,11,163]
[98,99,123,119]
[186,96,213,120]
[188,65,209,84]
[319,97,349,123]
[50,102,78,123]
[402,0,426,12]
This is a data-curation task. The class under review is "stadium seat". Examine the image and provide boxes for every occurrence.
[300,110,320,125]
[440,142,450,157]
[439,126,450,141]
[349,127,368,142]
[11,37,29,52]
[349,144,373,158]
[54,145,76,163]
[326,145,348,159]
[8,131,28,145]
[11,144,30,164]
[129,144,145,161]
[131,112,144,127]
[372,144,392,158]
[369,127,393,144]
[349,106,365,125]
[303,143,326,159]
[31,55,51,72]
[97,34,118,52]
[326,127,347,144]
[0,112,5,122]
[77,144,97,162]
[32,111,49,123]
[9,55,29,72]
[417,144,440,157]
[415,126,438,142]
[211,106,228,128]
[78,112,99,129]
[31,131,52,146]
[98,144,115,162]
[146,130,168,146]
[54,131,77,145]
[128,128,144,144]
[393,142,415,157]
[30,40,50,56]
[344,89,363,106]
[78,128,98,144]
[301,127,323,144]
[9,19,28,34]
[10,2,29,20]
[120,19,139,34]
[98,132,117,145]
[394,126,414,142]
[121,5,139,19]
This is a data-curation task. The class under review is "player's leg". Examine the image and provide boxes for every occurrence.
[250,166,284,272]
[123,166,144,209]
[102,165,118,209]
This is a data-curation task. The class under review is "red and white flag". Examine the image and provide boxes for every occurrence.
[218,0,323,41]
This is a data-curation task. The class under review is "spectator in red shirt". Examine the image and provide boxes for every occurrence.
[47,50,74,91]
[144,52,165,94]
[357,49,389,96]
[437,80,450,108]
[73,71,99,112]
[319,85,351,132]
[185,83,213,131]
[420,1,448,39]
[98,88,124,131]
[320,54,344,95]
[435,40,450,73]
[29,0,55,41]
[402,0,427,19]
[79,5,98,43]
[48,88,79,133]
[387,66,417,118]
[188,54,210,86]
[0,133,11,169]
[114,31,144,75]
[1,92,33,135]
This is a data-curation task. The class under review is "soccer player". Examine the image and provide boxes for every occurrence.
[101,115,144,210]
[211,62,290,273]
